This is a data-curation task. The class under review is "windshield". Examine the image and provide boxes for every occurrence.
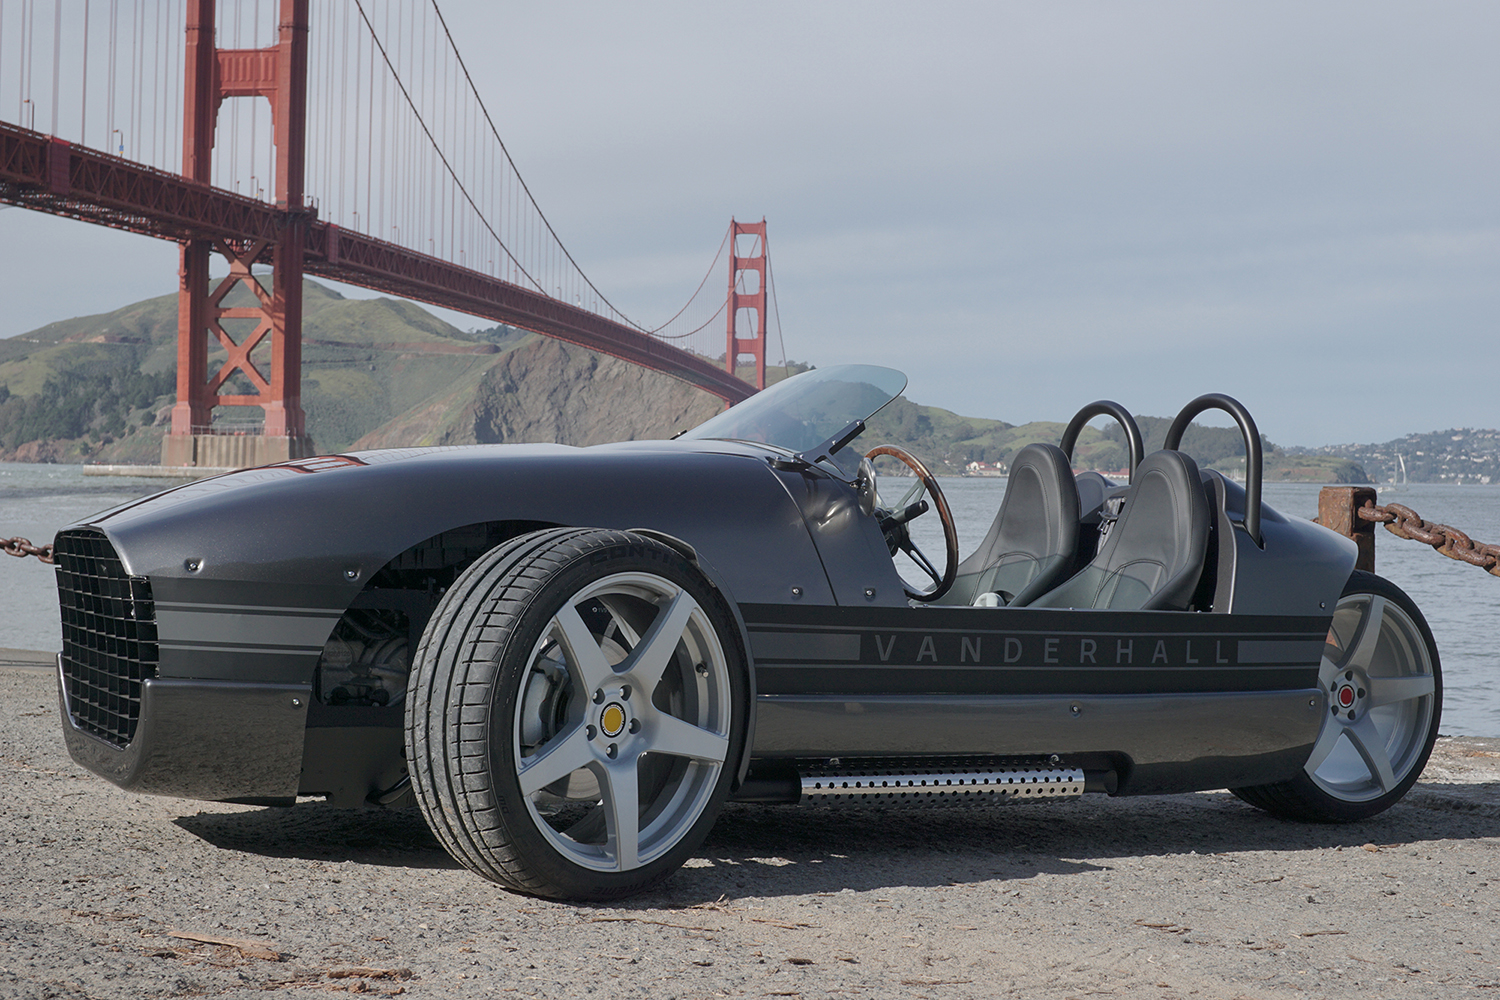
[680,365,907,453]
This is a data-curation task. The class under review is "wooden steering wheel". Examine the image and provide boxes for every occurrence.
[865,445,959,602]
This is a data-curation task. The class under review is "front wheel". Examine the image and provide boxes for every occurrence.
[405,528,748,899]
[1232,571,1441,823]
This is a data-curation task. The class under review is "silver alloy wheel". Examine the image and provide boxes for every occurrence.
[512,571,733,873]
[1305,590,1437,802]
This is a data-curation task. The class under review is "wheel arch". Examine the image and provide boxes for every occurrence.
[325,521,759,793]
[640,530,759,790]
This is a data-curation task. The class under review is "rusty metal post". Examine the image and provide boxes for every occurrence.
[1318,486,1377,574]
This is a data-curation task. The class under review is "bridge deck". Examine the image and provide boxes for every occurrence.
[0,122,754,405]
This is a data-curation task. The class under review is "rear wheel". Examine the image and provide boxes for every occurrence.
[405,528,748,899]
[1232,571,1441,822]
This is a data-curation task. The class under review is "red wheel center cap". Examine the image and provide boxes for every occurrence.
[1338,686,1355,708]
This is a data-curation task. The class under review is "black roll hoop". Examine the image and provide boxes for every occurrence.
[1059,400,1145,483]
[1164,393,1263,547]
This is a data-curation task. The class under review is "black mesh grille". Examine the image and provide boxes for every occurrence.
[54,529,158,748]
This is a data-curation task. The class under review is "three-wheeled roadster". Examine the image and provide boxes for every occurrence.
[55,365,1440,899]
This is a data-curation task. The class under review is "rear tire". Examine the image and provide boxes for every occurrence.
[405,528,748,899]
[1232,570,1441,822]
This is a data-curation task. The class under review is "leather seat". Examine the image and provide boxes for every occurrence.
[946,443,1079,607]
[1030,449,1210,611]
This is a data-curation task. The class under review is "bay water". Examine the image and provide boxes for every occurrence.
[2,464,1496,735]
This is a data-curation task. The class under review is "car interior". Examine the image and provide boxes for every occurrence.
[934,394,1265,614]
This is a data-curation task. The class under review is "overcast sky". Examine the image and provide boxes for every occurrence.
[2,1,1495,446]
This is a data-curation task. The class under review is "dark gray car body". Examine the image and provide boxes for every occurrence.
[55,435,1356,809]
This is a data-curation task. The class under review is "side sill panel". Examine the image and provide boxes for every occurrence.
[751,689,1322,795]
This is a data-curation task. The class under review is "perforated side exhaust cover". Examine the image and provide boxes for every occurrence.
[801,766,1085,803]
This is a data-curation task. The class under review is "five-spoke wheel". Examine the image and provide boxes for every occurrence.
[1232,571,1441,822]
[406,528,747,899]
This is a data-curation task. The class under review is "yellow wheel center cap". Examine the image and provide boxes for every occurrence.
[600,702,627,738]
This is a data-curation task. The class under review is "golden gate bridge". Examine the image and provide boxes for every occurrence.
[0,0,780,466]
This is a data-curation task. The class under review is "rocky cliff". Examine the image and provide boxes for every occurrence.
[0,280,725,462]
[351,336,723,449]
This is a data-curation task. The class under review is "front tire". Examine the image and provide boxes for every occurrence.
[1232,570,1441,822]
[405,528,748,899]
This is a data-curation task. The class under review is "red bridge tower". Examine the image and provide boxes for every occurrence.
[163,0,315,467]
[726,219,768,391]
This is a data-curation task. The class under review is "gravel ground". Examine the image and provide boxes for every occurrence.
[2,661,1498,1000]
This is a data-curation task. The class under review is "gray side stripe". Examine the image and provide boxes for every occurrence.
[157,609,340,648]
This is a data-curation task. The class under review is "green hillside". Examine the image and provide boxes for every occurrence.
[0,279,732,462]
[0,279,532,462]
[867,396,1369,481]
[0,286,1376,482]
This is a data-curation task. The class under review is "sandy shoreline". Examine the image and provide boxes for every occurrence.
[4,664,1497,999]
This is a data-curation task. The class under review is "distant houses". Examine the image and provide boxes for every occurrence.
[963,460,1007,478]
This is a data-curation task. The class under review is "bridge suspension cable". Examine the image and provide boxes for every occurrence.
[766,244,789,372]
[0,1,783,388]
[325,0,756,362]
[0,0,187,170]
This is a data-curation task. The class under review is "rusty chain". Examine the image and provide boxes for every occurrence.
[2,537,54,564]
[1358,501,1500,577]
